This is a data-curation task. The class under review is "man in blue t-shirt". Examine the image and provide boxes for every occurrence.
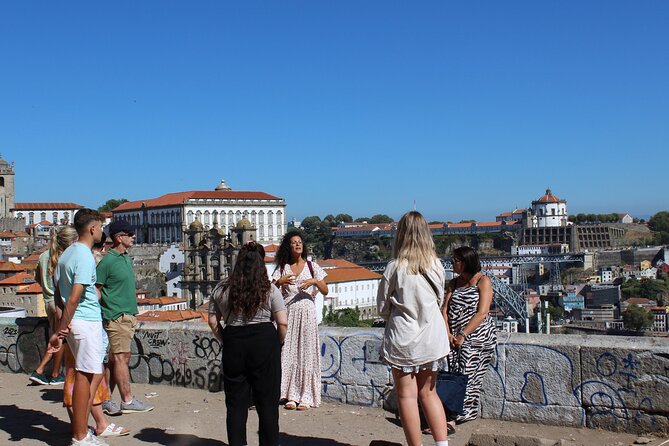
[49,208,106,446]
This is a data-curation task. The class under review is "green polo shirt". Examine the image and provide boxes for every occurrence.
[97,249,138,322]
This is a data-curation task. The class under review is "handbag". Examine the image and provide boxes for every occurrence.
[421,270,469,416]
[436,366,468,415]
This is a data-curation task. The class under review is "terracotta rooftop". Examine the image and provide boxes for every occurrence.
[137,296,187,306]
[113,190,284,212]
[534,189,563,204]
[0,262,26,272]
[17,282,42,294]
[12,202,84,210]
[136,310,208,322]
[0,272,36,285]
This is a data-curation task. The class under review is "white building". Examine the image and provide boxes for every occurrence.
[12,202,83,226]
[618,213,633,224]
[529,189,568,228]
[320,259,382,320]
[158,245,185,297]
[112,180,287,245]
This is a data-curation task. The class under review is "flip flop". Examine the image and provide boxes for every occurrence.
[296,403,309,411]
[284,401,297,410]
[421,425,456,436]
[98,423,130,437]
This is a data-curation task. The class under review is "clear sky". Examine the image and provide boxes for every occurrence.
[1,1,667,223]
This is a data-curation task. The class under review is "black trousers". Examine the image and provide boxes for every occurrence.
[221,322,281,446]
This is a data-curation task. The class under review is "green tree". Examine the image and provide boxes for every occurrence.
[369,214,394,224]
[354,217,370,223]
[648,211,669,232]
[335,214,353,223]
[622,304,654,332]
[98,198,128,213]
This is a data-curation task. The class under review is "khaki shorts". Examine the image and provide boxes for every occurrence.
[45,300,59,335]
[104,314,137,354]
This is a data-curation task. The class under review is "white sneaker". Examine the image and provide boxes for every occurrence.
[71,431,109,446]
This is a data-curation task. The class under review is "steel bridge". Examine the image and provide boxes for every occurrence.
[359,253,585,327]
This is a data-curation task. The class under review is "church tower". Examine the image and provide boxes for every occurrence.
[0,154,15,218]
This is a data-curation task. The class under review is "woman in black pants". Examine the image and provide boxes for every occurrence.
[208,242,288,446]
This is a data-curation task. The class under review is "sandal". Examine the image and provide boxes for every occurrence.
[284,401,297,410]
[421,425,455,436]
[98,423,130,437]
[296,403,309,411]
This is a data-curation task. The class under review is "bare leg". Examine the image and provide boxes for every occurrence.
[50,348,65,379]
[106,353,116,395]
[72,371,93,441]
[34,351,53,375]
[392,368,423,446]
[112,352,133,402]
[416,370,448,442]
[91,404,109,434]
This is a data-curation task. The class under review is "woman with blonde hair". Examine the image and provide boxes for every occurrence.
[30,226,79,385]
[377,211,450,446]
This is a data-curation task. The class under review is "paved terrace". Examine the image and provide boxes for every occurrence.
[1,372,664,446]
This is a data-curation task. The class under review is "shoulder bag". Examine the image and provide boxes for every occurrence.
[421,271,469,416]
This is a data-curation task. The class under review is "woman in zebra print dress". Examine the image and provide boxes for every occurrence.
[443,246,496,432]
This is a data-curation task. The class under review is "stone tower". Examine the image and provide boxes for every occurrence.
[0,154,15,218]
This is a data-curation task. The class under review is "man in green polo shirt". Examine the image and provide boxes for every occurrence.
[97,219,154,415]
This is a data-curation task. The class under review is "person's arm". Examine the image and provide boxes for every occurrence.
[453,275,493,348]
[208,312,223,343]
[376,266,394,321]
[273,310,288,345]
[48,284,84,353]
[300,277,328,295]
[442,280,457,347]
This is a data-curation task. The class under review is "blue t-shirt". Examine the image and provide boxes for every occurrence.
[57,242,102,322]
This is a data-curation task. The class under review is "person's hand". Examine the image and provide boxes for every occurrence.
[279,274,296,286]
[299,278,316,290]
[47,333,63,354]
[453,333,465,349]
[448,332,457,348]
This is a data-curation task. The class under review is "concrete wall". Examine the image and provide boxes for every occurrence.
[1,317,667,435]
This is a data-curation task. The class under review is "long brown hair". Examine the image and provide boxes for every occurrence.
[227,242,272,320]
[275,230,308,268]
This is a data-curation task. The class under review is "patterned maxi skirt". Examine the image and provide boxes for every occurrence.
[280,294,321,407]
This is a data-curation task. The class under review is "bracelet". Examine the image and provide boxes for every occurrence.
[457,330,468,340]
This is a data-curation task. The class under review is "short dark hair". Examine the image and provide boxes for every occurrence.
[453,246,481,274]
[74,208,103,235]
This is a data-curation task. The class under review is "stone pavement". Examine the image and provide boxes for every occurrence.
[1,373,666,446]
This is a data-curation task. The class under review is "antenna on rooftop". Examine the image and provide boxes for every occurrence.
[413,199,416,211]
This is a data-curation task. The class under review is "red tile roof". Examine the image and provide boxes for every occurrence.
[136,310,208,322]
[113,190,283,212]
[17,282,42,294]
[137,296,187,305]
[13,202,84,210]
[0,272,36,285]
[534,189,562,203]
[0,262,28,272]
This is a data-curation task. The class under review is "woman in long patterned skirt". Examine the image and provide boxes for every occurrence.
[443,246,496,434]
[272,230,328,410]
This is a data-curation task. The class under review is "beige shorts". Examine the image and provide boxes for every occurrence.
[45,300,59,335]
[104,314,137,354]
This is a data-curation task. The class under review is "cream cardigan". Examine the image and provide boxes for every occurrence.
[377,258,450,367]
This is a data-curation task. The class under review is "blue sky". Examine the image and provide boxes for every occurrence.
[1,1,667,222]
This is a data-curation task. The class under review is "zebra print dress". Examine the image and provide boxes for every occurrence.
[447,278,496,423]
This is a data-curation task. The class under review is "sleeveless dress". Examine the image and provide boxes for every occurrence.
[447,277,496,422]
[272,261,326,408]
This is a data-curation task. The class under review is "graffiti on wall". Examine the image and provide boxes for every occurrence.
[129,328,222,391]
[0,323,46,373]
[320,333,392,407]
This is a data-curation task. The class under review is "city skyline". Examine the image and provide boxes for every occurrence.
[1,1,667,222]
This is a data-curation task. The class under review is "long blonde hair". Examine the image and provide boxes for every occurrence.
[48,226,78,276]
[393,211,437,274]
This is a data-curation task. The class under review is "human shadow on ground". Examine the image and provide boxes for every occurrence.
[40,388,64,403]
[279,433,359,445]
[0,404,70,445]
[134,427,228,445]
